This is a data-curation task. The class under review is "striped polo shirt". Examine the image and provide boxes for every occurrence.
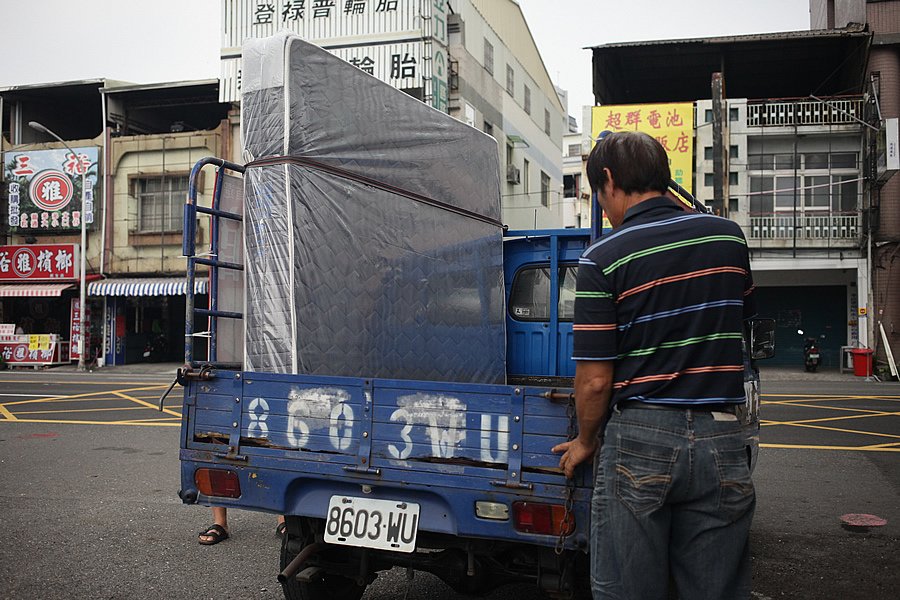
[573,196,756,406]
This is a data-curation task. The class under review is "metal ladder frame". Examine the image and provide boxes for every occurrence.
[183,157,246,369]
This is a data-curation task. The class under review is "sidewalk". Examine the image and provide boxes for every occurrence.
[4,361,183,377]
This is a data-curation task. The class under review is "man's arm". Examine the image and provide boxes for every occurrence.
[552,360,614,478]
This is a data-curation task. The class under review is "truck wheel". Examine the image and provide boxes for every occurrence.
[280,533,366,600]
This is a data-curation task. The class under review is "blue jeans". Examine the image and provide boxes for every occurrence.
[591,405,755,600]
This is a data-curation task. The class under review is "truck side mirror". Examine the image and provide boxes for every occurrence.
[751,318,776,360]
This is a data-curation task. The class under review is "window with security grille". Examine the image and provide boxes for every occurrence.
[135,175,188,232]
[524,85,531,114]
[506,64,514,96]
[540,171,550,207]
[484,39,494,74]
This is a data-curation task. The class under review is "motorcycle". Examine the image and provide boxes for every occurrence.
[798,329,821,372]
[142,333,167,362]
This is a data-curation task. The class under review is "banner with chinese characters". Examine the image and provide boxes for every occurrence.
[219,0,449,112]
[0,334,69,366]
[69,297,90,362]
[0,244,78,281]
[591,103,694,195]
[3,147,98,232]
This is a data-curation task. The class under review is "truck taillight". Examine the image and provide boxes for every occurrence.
[512,501,574,536]
[195,468,241,498]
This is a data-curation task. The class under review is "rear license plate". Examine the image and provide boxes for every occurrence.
[809,354,820,359]
[324,496,420,553]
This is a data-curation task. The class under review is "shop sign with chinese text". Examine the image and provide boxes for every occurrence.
[3,146,98,232]
[591,103,694,195]
[0,244,78,281]
[219,0,449,113]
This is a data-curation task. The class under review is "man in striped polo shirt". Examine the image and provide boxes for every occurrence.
[553,131,756,599]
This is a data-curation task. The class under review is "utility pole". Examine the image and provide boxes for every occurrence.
[711,73,727,216]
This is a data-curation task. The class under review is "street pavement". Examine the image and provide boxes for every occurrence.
[0,366,897,599]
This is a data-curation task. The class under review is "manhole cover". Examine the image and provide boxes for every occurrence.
[841,513,887,527]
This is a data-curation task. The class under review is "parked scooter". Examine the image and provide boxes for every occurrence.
[798,329,821,372]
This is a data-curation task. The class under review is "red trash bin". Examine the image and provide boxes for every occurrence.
[850,348,874,377]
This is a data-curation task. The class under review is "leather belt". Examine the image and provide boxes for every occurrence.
[616,400,738,414]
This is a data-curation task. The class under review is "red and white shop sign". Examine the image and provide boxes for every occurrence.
[0,244,77,281]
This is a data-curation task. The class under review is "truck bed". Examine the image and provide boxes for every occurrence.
[180,369,592,550]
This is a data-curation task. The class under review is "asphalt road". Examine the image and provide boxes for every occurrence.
[0,370,897,599]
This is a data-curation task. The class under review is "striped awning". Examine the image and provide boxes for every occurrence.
[87,277,209,297]
[0,283,75,297]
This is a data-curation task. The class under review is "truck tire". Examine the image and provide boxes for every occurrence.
[280,533,366,600]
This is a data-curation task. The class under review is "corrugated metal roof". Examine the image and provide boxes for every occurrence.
[588,26,869,50]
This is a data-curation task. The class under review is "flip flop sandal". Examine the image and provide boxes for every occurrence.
[198,524,229,545]
[275,522,287,538]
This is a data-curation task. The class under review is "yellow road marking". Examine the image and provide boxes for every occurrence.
[763,400,895,416]
[113,416,182,424]
[761,443,900,452]
[11,406,182,416]
[1,385,167,407]
[860,441,900,449]
[0,418,179,427]
[0,379,173,386]
[112,391,181,418]
[0,403,17,421]
[762,393,900,400]
[762,411,900,427]
[762,420,900,440]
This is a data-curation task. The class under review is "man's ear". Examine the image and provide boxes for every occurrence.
[602,168,615,197]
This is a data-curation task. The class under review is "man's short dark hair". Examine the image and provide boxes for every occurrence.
[586,131,670,196]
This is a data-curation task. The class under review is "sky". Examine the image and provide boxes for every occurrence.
[0,0,811,127]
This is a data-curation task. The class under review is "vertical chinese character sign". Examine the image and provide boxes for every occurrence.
[591,103,694,195]
[3,147,99,232]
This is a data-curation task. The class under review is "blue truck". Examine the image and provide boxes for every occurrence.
[173,157,774,599]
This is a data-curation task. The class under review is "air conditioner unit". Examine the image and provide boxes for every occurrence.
[506,165,521,184]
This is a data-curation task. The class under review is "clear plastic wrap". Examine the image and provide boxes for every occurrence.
[241,33,505,384]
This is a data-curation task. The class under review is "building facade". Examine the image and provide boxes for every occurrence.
[587,28,875,369]
[809,0,900,374]
[219,0,565,229]
[1,80,230,366]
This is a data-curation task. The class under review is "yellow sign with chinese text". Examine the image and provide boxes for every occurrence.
[28,334,51,351]
[591,103,694,195]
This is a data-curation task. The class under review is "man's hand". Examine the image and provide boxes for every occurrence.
[552,436,598,479]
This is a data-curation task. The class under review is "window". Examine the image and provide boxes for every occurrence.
[729,197,739,213]
[540,171,550,207]
[705,109,713,123]
[805,152,829,170]
[523,159,530,194]
[704,173,714,187]
[704,146,713,160]
[805,175,830,210]
[506,64,514,96]
[483,39,493,74]
[135,175,188,232]
[730,145,739,158]
[750,176,774,214]
[729,107,739,121]
[524,85,531,114]
[544,109,551,136]
[508,265,578,322]
[567,143,581,158]
[834,175,858,212]
[729,172,739,186]
[483,120,494,137]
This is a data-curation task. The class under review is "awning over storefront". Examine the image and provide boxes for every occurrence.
[87,278,208,297]
[0,283,75,297]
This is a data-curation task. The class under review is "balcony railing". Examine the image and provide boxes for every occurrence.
[749,213,859,240]
[746,97,864,127]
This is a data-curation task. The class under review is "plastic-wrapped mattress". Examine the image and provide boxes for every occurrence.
[240,33,506,384]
